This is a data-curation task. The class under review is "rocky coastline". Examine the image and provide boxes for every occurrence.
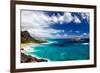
[21,50,48,63]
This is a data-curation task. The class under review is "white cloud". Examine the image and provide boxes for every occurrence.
[83,33,87,35]
[51,14,58,23]
[27,28,62,39]
[73,15,81,23]
[63,34,68,37]
[21,10,88,39]
[55,12,81,24]
[21,10,59,38]
[80,33,89,38]
[81,13,90,22]
[55,34,68,38]
[63,12,74,23]
[61,30,64,32]
[50,12,79,24]
[58,16,64,24]
[21,10,52,31]
[75,31,80,33]
[55,34,61,37]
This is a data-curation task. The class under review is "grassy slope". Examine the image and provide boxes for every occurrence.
[21,31,48,43]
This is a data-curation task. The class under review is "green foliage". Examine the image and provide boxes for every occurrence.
[34,39,48,43]
[21,31,48,43]
[21,37,48,43]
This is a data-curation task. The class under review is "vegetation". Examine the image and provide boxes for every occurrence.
[21,31,48,43]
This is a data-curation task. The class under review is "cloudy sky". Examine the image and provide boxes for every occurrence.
[21,9,90,39]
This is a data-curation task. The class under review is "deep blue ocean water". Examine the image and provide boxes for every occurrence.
[30,39,89,61]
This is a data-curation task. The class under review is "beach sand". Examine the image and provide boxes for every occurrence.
[20,43,48,63]
[20,42,39,54]
[21,43,35,49]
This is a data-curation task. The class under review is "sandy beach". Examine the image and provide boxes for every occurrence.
[21,42,41,55]
[20,43,48,63]
[21,43,36,49]
[20,42,39,55]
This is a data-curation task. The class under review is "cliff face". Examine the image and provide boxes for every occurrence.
[21,31,35,43]
[21,53,48,63]
[21,31,48,43]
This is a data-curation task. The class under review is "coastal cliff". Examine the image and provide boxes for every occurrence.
[21,31,48,63]
[21,31,48,43]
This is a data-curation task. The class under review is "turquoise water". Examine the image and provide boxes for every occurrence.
[30,39,89,61]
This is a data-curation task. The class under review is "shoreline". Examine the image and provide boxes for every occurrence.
[21,43,48,63]
[21,43,37,50]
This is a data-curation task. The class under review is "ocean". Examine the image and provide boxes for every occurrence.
[30,39,89,61]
